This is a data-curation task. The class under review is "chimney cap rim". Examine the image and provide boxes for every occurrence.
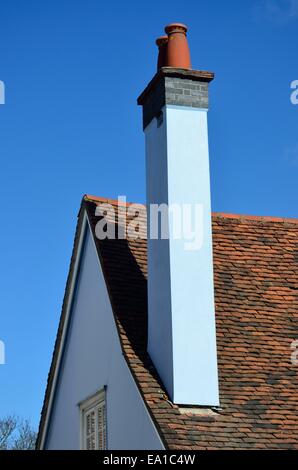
[156,35,168,46]
[165,23,188,34]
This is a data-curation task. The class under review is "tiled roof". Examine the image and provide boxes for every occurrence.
[37,195,298,450]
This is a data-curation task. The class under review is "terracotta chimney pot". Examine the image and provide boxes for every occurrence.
[164,23,191,69]
[156,36,168,70]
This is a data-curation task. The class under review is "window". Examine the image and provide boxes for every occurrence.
[80,389,107,450]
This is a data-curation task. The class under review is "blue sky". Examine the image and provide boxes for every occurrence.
[0,0,297,430]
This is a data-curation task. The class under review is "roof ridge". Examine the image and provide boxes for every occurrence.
[212,212,298,224]
[84,195,298,225]
[84,194,135,207]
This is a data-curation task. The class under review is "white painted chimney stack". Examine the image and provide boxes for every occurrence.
[138,24,219,406]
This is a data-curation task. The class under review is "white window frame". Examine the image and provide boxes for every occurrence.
[79,388,107,450]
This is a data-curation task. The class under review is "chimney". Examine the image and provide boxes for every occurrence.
[137,24,219,406]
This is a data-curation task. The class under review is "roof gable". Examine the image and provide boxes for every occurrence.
[38,195,298,450]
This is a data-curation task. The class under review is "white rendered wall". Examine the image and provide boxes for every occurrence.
[45,227,163,450]
[145,114,174,399]
[145,104,219,406]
